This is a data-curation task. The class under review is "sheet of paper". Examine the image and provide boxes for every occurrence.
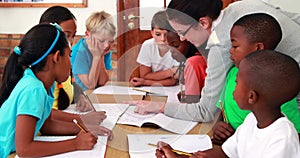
[128,134,212,158]
[32,136,107,158]
[139,85,184,103]
[117,106,197,134]
[63,103,129,130]
[92,85,145,95]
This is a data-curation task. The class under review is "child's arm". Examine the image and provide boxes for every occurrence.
[96,55,109,86]
[131,77,178,87]
[51,109,107,126]
[140,65,175,80]
[41,111,112,138]
[15,115,97,157]
[190,146,228,158]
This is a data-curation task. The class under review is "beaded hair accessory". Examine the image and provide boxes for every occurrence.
[14,46,22,55]
[29,23,61,68]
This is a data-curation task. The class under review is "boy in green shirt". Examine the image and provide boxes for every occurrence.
[212,13,300,145]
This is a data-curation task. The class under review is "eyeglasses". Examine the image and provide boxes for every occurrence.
[177,24,193,38]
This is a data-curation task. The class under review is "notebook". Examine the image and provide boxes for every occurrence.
[117,106,197,134]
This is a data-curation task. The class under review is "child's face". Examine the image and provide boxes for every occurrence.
[59,19,77,46]
[167,31,190,62]
[57,46,71,82]
[233,60,251,110]
[229,26,258,68]
[151,27,168,45]
[89,31,114,53]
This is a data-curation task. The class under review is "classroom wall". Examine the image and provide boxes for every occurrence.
[0,0,117,35]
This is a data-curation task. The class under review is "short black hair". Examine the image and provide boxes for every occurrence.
[242,50,300,105]
[39,6,76,24]
[233,13,282,50]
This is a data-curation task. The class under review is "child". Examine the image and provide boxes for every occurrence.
[71,11,115,90]
[39,6,107,127]
[0,24,111,158]
[156,50,300,158]
[166,28,207,103]
[212,13,300,145]
[130,10,179,87]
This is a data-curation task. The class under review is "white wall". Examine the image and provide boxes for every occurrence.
[0,0,116,35]
[0,0,299,35]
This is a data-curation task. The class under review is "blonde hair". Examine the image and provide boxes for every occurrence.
[85,11,116,37]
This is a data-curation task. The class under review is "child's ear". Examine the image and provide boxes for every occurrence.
[198,16,212,30]
[256,42,265,50]
[85,30,90,37]
[248,90,258,104]
[150,30,155,37]
[52,50,61,63]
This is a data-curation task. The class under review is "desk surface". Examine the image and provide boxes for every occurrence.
[9,82,214,158]
[87,82,214,158]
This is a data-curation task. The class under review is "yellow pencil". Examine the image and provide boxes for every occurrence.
[148,143,192,157]
[73,119,88,133]
[219,100,228,124]
[131,87,154,94]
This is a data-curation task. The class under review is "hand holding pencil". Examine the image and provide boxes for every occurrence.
[73,119,98,150]
[154,141,192,158]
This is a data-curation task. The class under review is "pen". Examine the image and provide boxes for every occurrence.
[147,143,192,157]
[73,119,88,133]
[219,100,228,123]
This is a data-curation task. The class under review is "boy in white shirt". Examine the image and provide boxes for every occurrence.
[156,50,300,158]
[130,10,179,86]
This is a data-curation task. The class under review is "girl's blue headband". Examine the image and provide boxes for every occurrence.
[29,23,62,67]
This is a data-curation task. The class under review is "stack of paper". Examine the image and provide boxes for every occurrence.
[92,85,145,95]
[128,134,212,158]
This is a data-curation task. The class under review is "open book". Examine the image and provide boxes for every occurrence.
[128,134,212,158]
[117,106,197,134]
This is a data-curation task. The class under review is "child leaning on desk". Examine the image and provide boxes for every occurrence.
[156,50,300,158]
[0,24,111,158]
[71,11,115,90]
[130,10,179,87]
[39,6,107,128]
[212,13,300,145]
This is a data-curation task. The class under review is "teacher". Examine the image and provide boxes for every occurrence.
[133,0,300,122]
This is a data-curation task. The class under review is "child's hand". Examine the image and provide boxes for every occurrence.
[87,34,104,57]
[156,141,188,158]
[75,131,98,150]
[86,125,113,140]
[130,77,145,87]
[75,94,94,112]
[80,111,107,125]
[211,121,234,145]
[124,100,165,114]
[190,151,207,158]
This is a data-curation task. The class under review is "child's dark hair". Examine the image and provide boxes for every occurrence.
[151,10,168,30]
[39,6,76,24]
[166,0,223,25]
[243,50,300,105]
[233,13,282,50]
[40,6,75,110]
[0,24,68,107]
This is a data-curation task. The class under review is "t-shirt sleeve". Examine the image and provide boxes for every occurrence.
[72,47,90,75]
[136,42,152,67]
[17,87,47,120]
[104,50,113,70]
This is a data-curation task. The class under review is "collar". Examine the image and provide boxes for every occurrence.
[211,10,224,31]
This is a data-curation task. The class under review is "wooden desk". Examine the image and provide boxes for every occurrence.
[86,82,214,158]
[9,82,214,158]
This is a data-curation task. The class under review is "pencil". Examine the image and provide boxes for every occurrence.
[219,100,228,123]
[83,91,96,112]
[147,143,192,157]
[131,87,154,94]
[73,119,88,133]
